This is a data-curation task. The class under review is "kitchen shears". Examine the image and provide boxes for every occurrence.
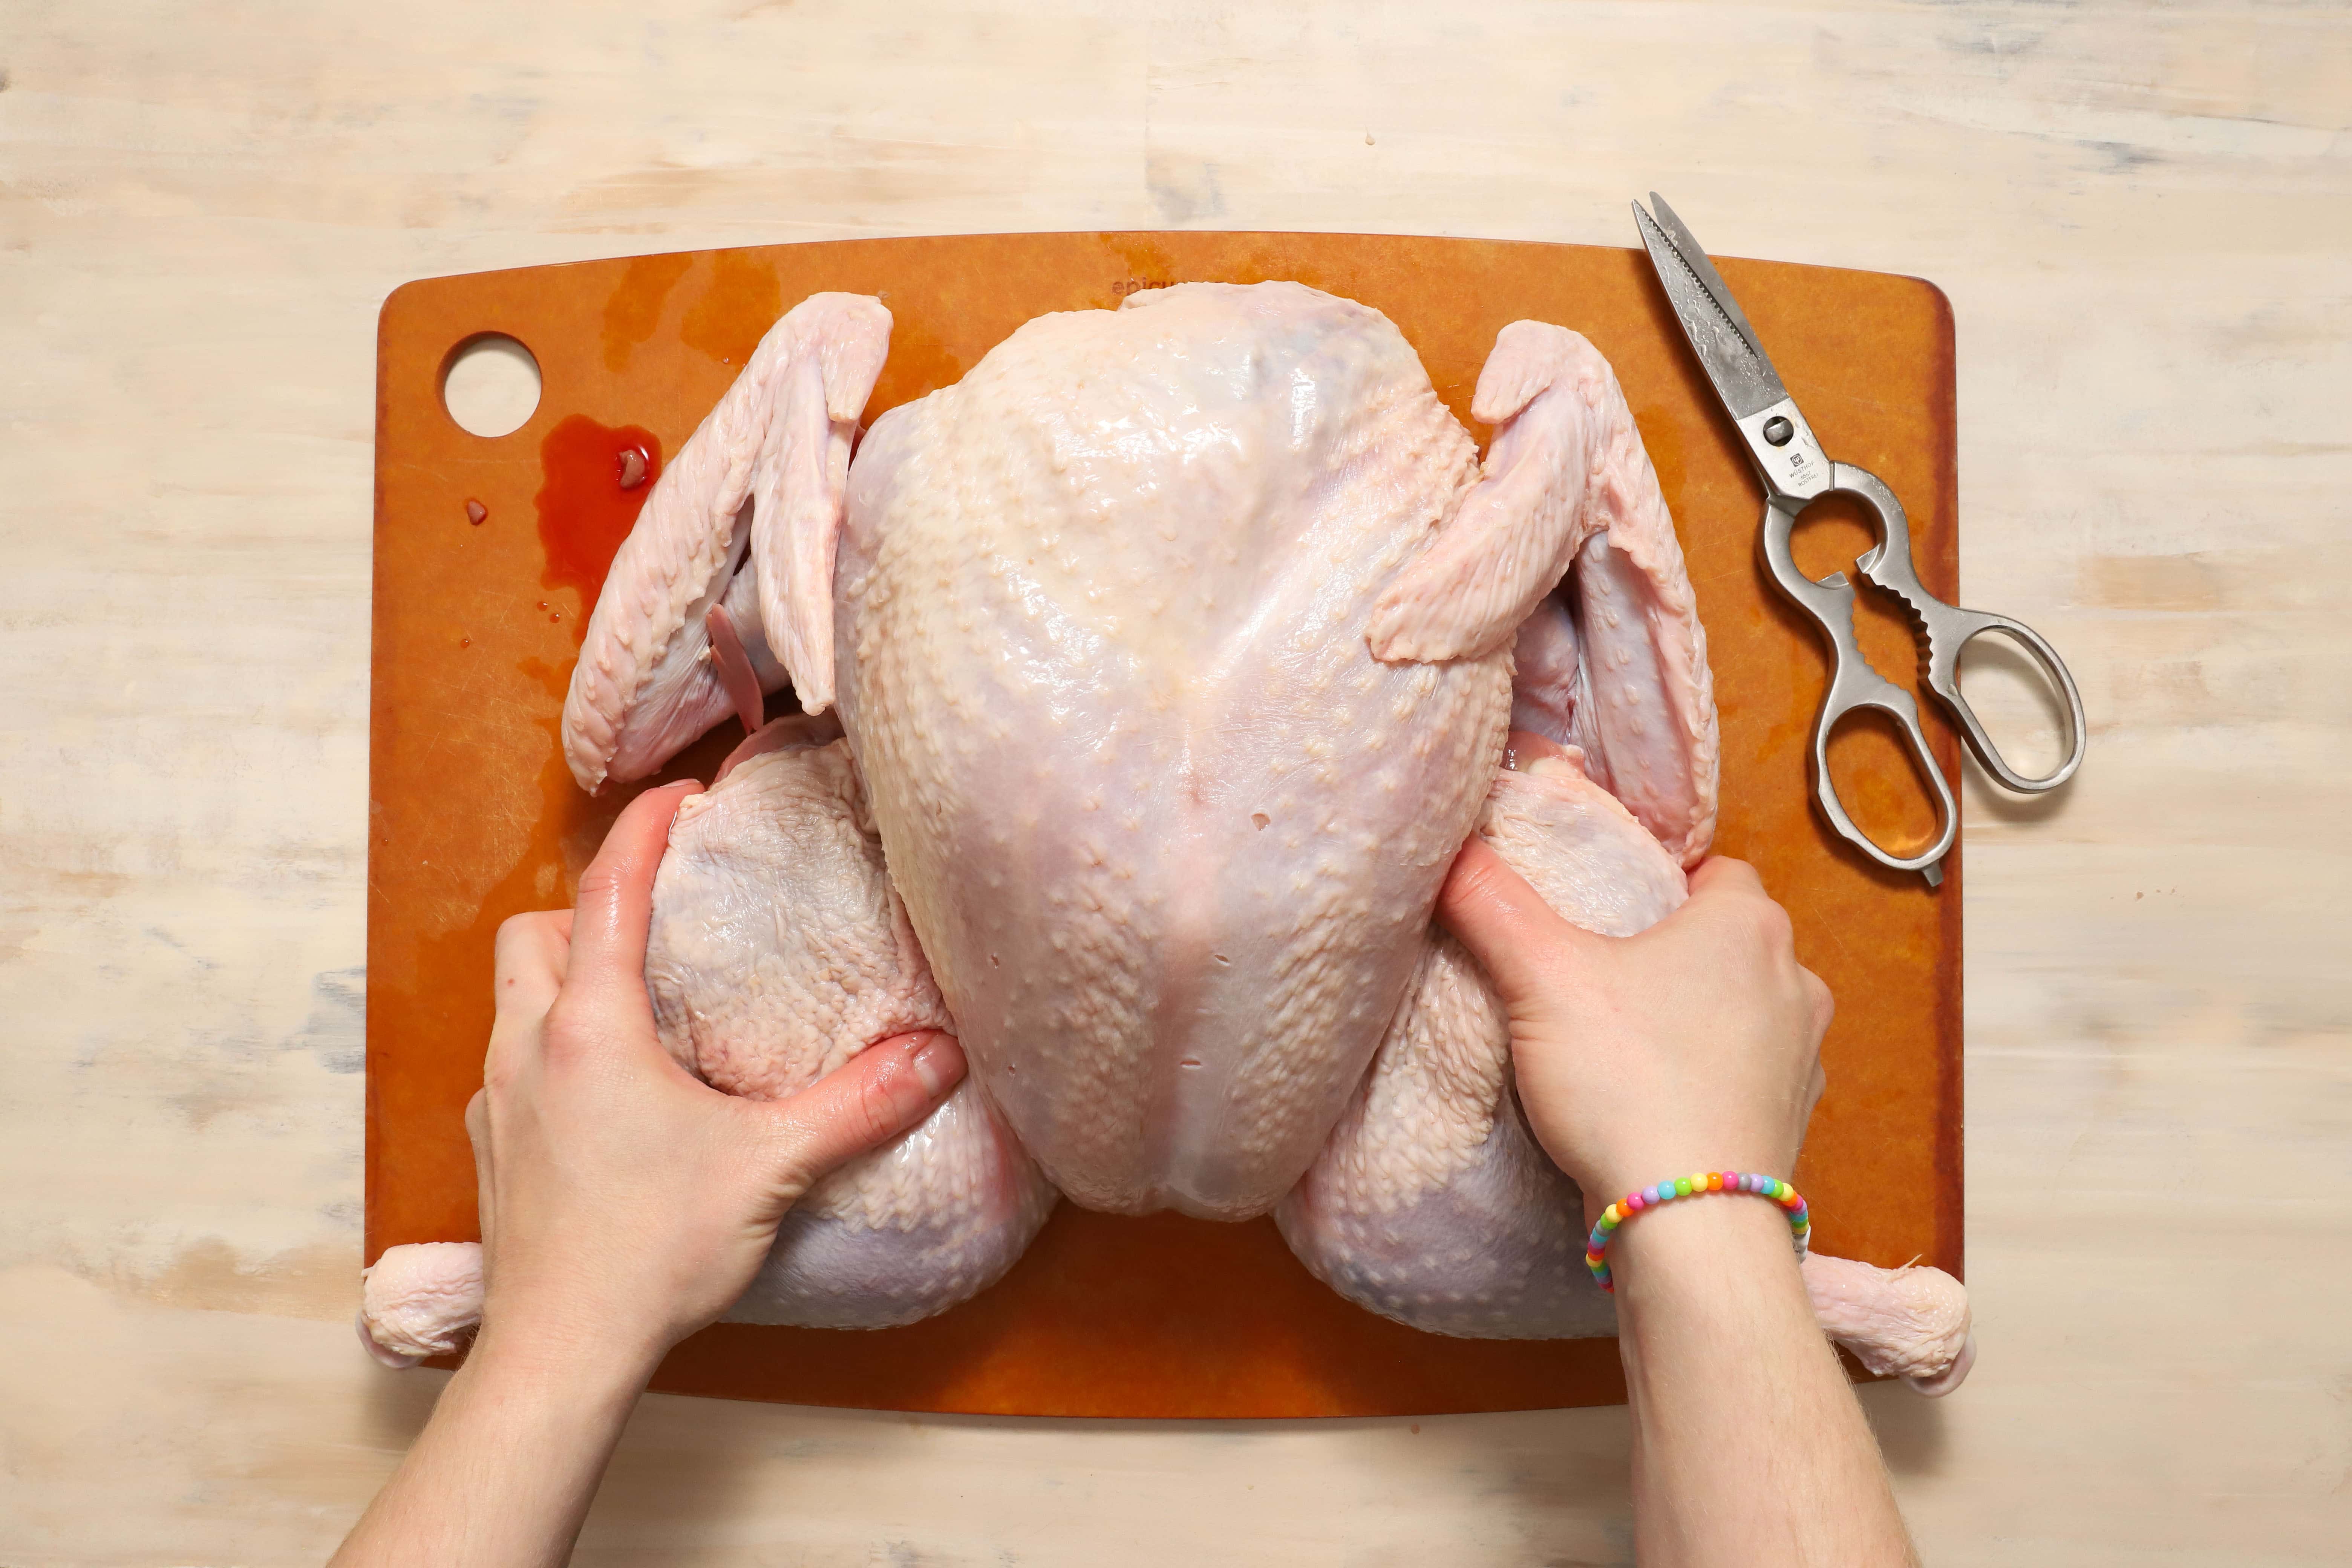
[1632,194,2085,887]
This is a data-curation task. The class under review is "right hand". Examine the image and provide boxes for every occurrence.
[1436,842,1832,1210]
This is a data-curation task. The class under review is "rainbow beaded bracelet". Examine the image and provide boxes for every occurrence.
[1584,1171,1810,1293]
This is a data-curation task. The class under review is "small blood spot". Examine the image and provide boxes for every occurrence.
[1180,1058,1203,1069]
[1251,812,1270,830]
[459,636,471,648]
[538,415,663,629]
[465,499,488,525]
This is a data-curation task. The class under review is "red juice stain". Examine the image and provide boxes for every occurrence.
[536,415,664,642]
[601,251,695,374]
[681,250,781,368]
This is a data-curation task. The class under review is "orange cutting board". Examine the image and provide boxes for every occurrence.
[369,232,1961,1417]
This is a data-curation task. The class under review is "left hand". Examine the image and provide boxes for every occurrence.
[466,780,967,1369]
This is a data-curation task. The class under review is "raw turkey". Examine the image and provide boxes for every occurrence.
[362,282,1972,1391]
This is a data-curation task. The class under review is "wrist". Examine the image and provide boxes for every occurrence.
[1607,1185,1801,1298]
[1573,1149,1802,1223]
[469,1297,669,1396]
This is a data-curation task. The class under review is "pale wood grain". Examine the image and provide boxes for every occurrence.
[2,1,2346,1562]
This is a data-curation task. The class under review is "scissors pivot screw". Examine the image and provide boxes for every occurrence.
[1762,415,1794,446]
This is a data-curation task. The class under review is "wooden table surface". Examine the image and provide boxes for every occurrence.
[3,3,2345,1562]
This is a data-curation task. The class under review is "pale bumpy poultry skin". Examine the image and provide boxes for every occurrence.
[1801,1252,1976,1396]
[1279,741,1975,1379]
[562,293,889,792]
[355,1241,481,1367]
[1278,749,1684,1340]
[359,717,1057,1345]
[833,283,1509,1220]
[363,282,1972,1394]
[1374,321,1718,865]
[644,715,1055,1326]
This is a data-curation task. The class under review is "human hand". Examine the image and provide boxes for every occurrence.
[466,781,966,1372]
[1436,842,1830,1210]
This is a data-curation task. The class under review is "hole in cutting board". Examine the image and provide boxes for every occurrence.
[441,333,542,438]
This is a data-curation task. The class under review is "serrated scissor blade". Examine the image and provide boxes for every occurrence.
[1632,194,1788,421]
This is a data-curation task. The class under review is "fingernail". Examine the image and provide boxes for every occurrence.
[907,1035,962,1098]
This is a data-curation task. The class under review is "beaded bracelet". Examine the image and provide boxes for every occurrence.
[1584,1171,1810,1293]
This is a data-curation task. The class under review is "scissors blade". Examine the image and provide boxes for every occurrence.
[1634,194,1835,502]
[1632,194,1788,421]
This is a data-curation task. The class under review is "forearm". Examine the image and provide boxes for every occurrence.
[331,1325,658,1567]
[1615,1198,1915,1567]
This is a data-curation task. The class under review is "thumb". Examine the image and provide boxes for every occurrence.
[464,1090,496,1250]
[754,1030,967,1207]
[1435,836,1606,1013]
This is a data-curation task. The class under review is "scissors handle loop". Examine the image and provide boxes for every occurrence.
[1837,465,2087,796]
[1761,488,1958,885]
